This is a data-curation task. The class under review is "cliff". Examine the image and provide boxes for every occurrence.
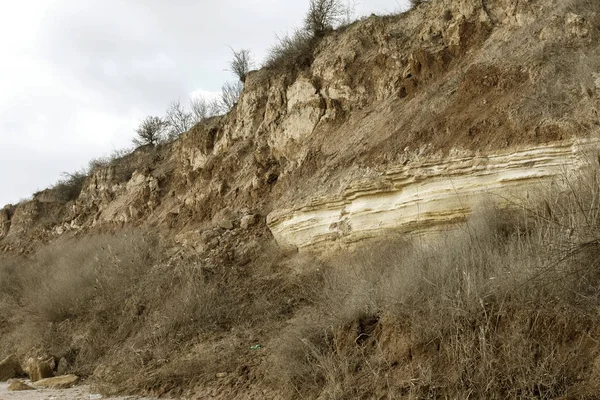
[3,2,600,397]
[2,0,599,254]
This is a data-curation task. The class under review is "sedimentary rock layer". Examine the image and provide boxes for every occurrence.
[267,139,600,249]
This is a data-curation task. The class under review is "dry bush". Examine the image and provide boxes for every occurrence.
[49,170,88,203]
[87,148,132,173]
[219,81,244,112]
[133,116,165,147]
[20,231,158,324]
[270,164,600,398]
[229,48,253,83]
[190,96,221,123]
[0,255,24,336]
[0,231,160,371]
[409,0,428,8]
[264,29,318,72]
[264,0,356,73]
[164,101,193,141]
[305,0,347,37]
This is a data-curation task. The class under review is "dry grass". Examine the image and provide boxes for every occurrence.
[0,227,319,396]
[27,232,157,322]
[269,166,600,399]
[0,231,160,370]
[4,165,600,398]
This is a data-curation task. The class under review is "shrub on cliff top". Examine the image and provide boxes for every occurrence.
[50,170,87,203]
[265,0,354,72]
[133,116,165,147]
[305,0,347,36]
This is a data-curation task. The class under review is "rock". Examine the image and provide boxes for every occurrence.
[217,219,234,230]
[56,357,69,376]
[216,372,228,379]
[26,358,54,382]
[240,214,258,229]
[213,208,236,230]
[46,357,56,371]
[34,374,80,389]
[8,379,36,391]
[0,354,23,381]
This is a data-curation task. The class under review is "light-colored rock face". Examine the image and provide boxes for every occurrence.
[1,0,599,255]
[33,374,79,389]
[267,139,600,250]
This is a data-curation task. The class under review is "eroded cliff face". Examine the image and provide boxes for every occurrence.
[268,139,600,249]
[2,0,600,253]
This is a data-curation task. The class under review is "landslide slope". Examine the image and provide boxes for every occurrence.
[2,0,600,399]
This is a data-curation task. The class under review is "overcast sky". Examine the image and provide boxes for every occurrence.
[0,0,408,207]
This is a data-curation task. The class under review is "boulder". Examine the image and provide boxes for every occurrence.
[7,379,36,391]
[34,374,80,389]
[26,358,54,382]
[56,357,69,376]
[217,218,234,230]
[213,208,236,230]
[0,354,23,381]
[240,214,258,229]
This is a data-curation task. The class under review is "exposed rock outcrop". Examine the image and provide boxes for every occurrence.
[1,0,599,253]
[0,355,23,381]
[34,374,80,389]
[7,380,36,391]
[268,139,600,249]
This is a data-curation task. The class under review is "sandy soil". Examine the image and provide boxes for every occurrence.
[0,382,158,400]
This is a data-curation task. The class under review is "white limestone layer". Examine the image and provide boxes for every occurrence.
[267,139,600,249]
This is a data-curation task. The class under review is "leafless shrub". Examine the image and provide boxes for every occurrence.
[229,48,253,83]
[305,0,347,36]
[22,231,158,324]
[340,0,357,26]
[264,29,317,71]
[264,0,355,73]
[87,148,132,173]
[219,81,243,112]
[133,116,165,147]
[50,170,88,203]
[189,96,221,123]
[164,100,194,140]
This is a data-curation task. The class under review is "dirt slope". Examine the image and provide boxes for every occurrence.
[1,0,600,399]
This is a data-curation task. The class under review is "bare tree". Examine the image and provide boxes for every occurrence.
[190,96,221,123]
[219,81,244,112]
[229,48,253,83]
[133,116,164,147]
[164,100,193,140]
[341,0,357,25]
[304,0,346,36]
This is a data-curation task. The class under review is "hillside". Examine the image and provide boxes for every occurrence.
[2,0,600,398]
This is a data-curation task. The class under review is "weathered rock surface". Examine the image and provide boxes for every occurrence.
[56,357,69,376]
[268,139,600,249]
[26,358,54,382]
[0,354,23,381]
[34,374,80,389]
[7,379,36,391]
[0,0,599,255]
[240,214,258,229]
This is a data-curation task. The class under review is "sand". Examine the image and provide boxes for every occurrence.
[0,382,158,400]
